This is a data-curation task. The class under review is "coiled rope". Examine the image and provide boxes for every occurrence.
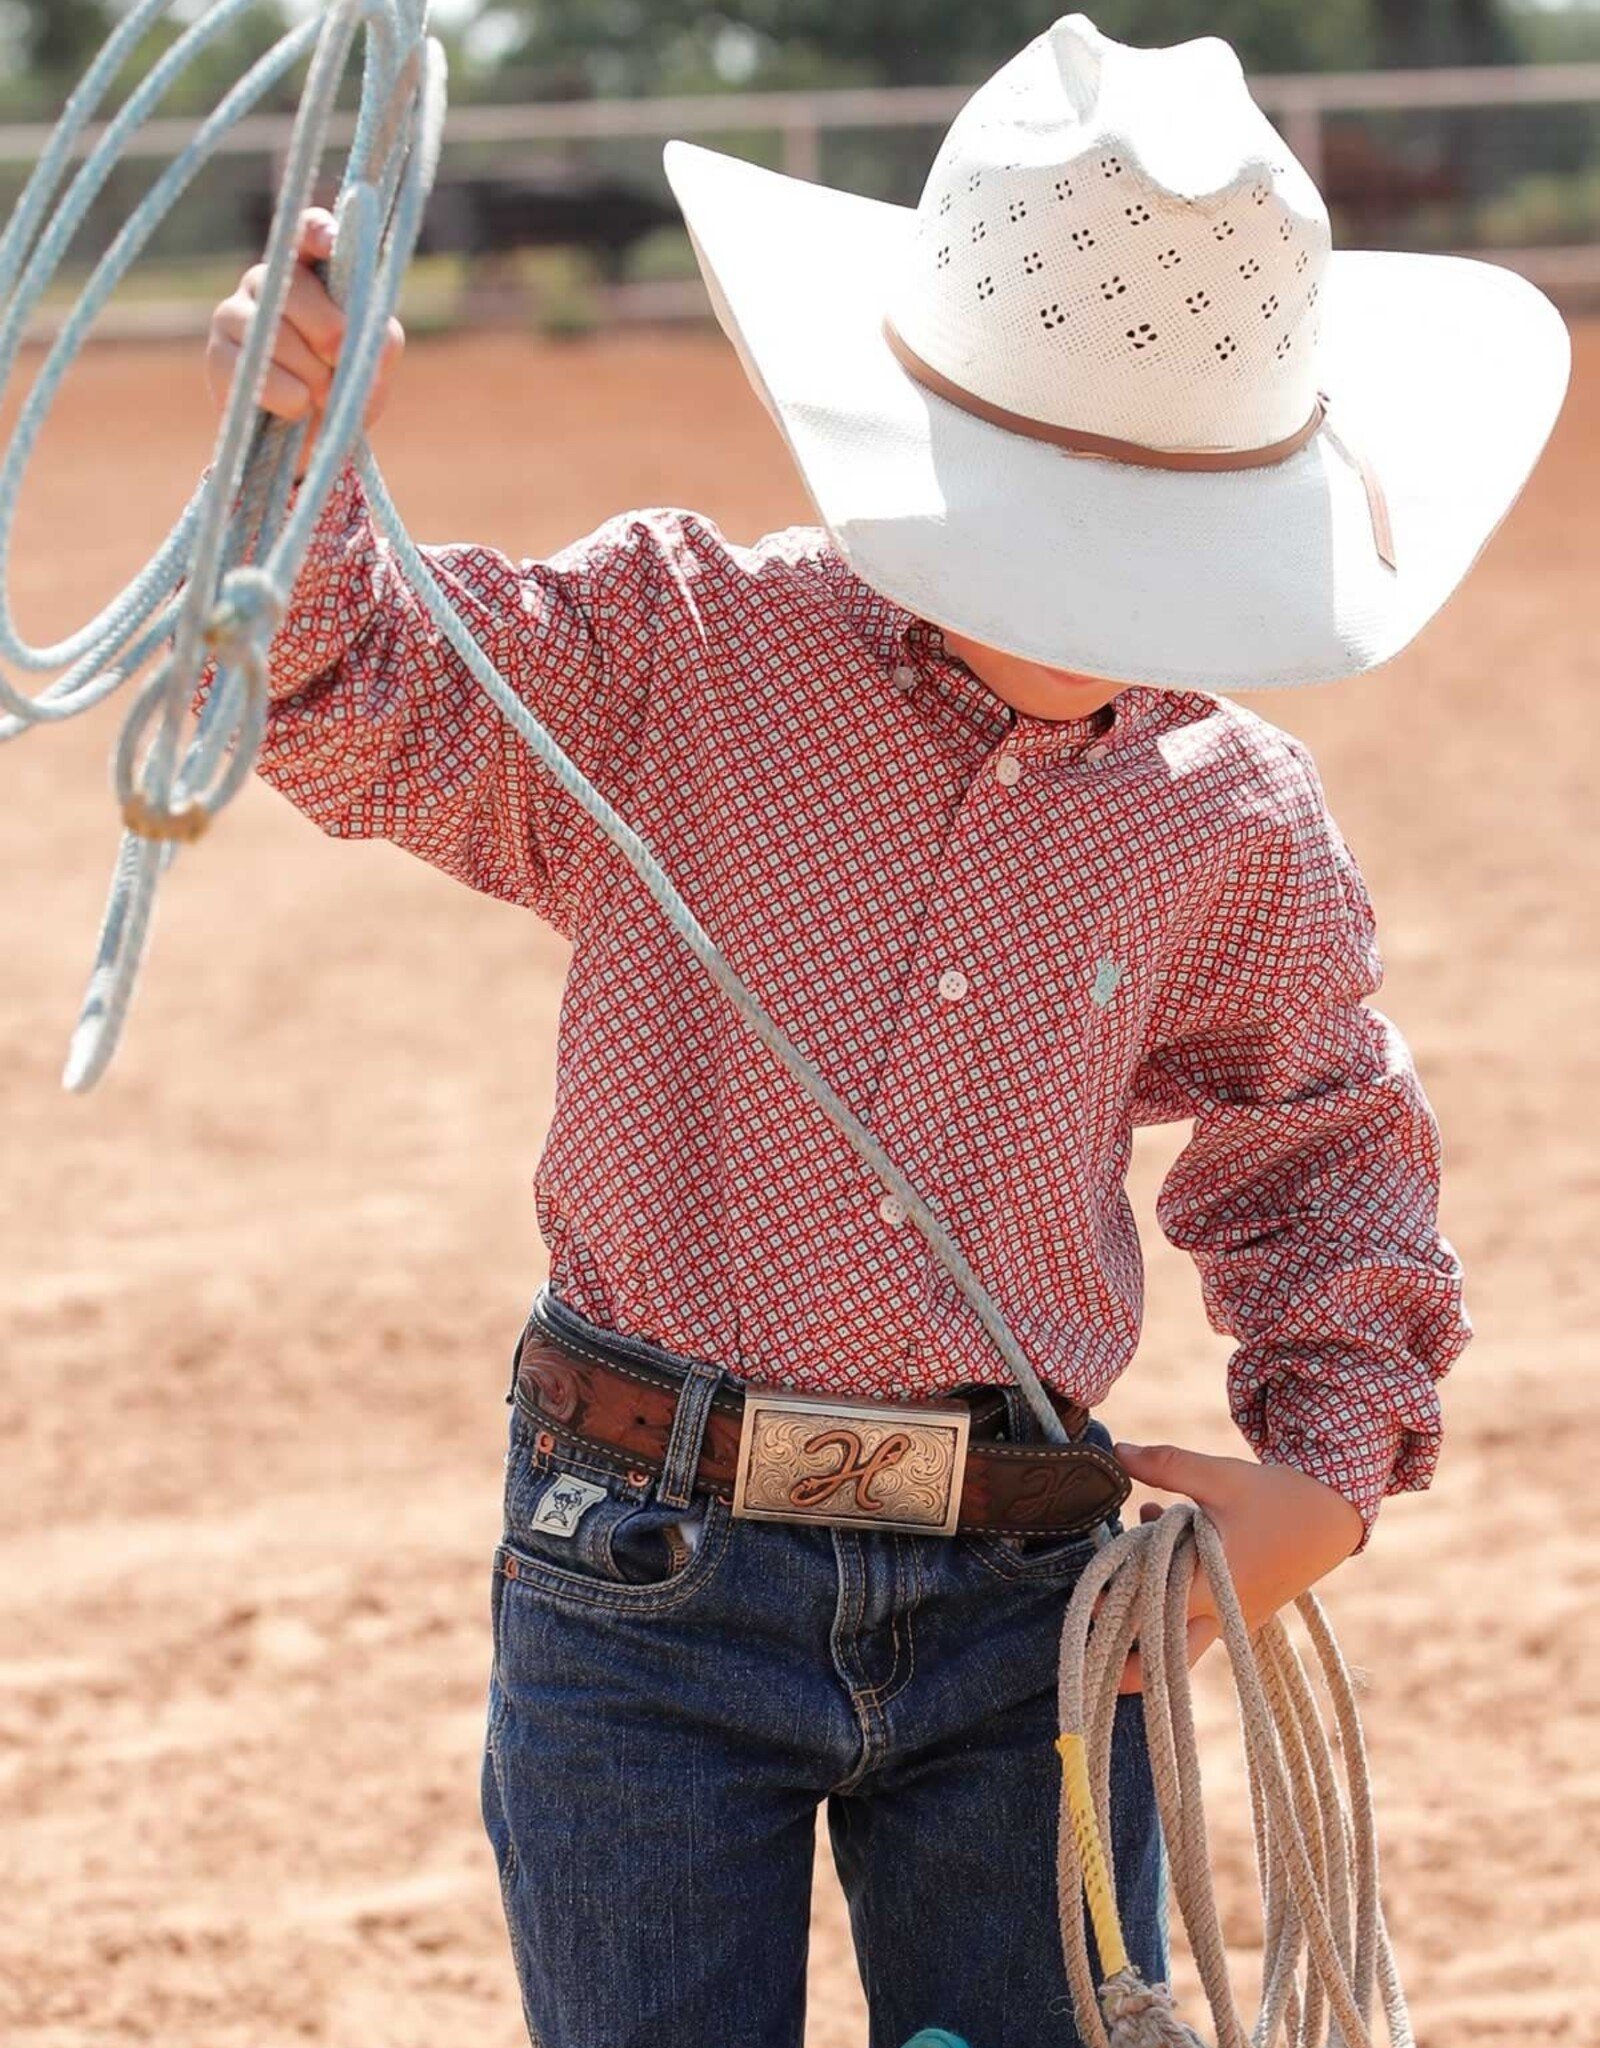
[1056,1503,1414,2048]
[3,19,1420,2047]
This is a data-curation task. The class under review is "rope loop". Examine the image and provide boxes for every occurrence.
[204,565,287,663]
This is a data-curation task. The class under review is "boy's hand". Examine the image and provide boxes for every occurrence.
[205,208,406,468]
[1109,1442,1365,1695]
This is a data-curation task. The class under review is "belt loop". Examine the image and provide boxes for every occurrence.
[999,1386,1034,1442]
[657,1359,724,1510]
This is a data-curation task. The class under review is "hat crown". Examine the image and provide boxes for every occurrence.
[886,15,1331,450]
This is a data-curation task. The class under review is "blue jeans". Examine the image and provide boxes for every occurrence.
[480,1291,1168,2048]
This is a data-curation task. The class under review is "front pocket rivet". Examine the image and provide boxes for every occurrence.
[504,1556,519,1578]
[626,1468,651,1488]
[535,1430,556,1455]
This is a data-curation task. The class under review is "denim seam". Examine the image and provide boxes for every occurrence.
[482,1705,541,2044]
[828,1535,899,1792]
[524,1413,712,1492]
[854,1535,918,1711]
[522,1427,644,1488]
[827,1535,872,1795]
[962,1532,1102,1584]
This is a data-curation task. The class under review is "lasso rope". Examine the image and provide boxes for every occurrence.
[1056,1502,1414,2048]
[0,0,1076,1444]
[3,20,1422,2048]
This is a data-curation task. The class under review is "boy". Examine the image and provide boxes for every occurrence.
[203,16,1565,2048]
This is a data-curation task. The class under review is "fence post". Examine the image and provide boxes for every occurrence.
[781,115,821,183]
[1277,96,1325,188]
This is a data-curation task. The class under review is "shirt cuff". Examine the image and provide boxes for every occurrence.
[1232,1361,1442,1553]
[265,458,375,701]
[187,457,374,717]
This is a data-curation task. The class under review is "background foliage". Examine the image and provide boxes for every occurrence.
[5,0,1595,112]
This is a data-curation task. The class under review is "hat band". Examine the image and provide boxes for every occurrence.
[882,318,1396,569]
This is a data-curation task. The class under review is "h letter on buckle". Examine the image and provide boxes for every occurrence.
[732,1390,970,1536]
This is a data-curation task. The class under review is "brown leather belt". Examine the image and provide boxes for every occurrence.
[510,1303,1131,1541]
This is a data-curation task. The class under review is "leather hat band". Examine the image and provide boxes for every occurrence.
[881,316,1396,570]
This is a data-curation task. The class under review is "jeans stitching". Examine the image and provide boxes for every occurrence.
[494,1497,732,1615]
[962,1530,1105,1584]
[530,1296,746,1418]
[856,1533,918,1711]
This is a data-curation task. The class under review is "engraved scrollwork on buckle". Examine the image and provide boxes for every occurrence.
[732,1390,970,1535]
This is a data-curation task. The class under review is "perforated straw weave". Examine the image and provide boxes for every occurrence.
[886,18,1329,453]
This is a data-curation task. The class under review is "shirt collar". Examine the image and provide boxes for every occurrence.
[844,574,1175,765]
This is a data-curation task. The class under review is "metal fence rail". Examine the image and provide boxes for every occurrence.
[4,60,1600,175]
[5,58,1599,329]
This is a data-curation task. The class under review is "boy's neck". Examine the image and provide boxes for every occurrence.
[937,624,1125,723]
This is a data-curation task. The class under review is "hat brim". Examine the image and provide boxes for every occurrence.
[663,138,1570,691]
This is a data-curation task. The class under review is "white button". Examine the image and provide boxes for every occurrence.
[1082,740,1112,763]
[891,663,917,692]
[937,968,970,1002]
[878,1192,908,1226]
[994,753,1023,787]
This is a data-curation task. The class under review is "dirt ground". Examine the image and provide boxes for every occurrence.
[0,319,1596,2047]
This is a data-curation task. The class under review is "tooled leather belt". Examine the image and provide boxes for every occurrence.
[509,1299,1131,1540]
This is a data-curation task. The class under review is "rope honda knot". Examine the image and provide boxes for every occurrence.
[203,565,285,664]
[120,790,211,844]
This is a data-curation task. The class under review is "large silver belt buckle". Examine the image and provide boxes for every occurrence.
[732,1389,971,1536]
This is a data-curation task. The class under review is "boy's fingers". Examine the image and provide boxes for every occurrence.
[278,264,346,366]
[1114,1440,1245,1509]
[298,207,337,259]
[210,335,318,423]
[212,299,334,407]
[239,254,345,366]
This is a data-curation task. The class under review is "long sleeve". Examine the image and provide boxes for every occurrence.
[1131,739,1470,1548]
[245,462,687,939]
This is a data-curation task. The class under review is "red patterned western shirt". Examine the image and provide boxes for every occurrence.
[253,463,1469,1544]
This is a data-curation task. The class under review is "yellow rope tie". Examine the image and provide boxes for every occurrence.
[1057,1729,1129,1980]
[120,792,211,844]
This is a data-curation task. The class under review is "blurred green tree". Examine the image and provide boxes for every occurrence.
[11,0,117,84]
[0,0,302,111]
[471,0,1521,97]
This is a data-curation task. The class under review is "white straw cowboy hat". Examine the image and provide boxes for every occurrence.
[662,14,1570,691]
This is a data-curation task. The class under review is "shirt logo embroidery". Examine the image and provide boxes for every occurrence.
[530,1474,609,1538]
[1091,958,1125,1008]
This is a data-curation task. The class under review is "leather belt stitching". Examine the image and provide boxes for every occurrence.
[514,1315,1124,1537]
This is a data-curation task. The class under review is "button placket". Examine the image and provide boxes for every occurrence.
[857,719,1004,1234]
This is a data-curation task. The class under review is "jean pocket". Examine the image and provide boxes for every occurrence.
[498,1406,726,1608]
[963,1526,1111,1582]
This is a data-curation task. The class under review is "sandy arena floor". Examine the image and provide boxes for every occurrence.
[1,320,1596,2045]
